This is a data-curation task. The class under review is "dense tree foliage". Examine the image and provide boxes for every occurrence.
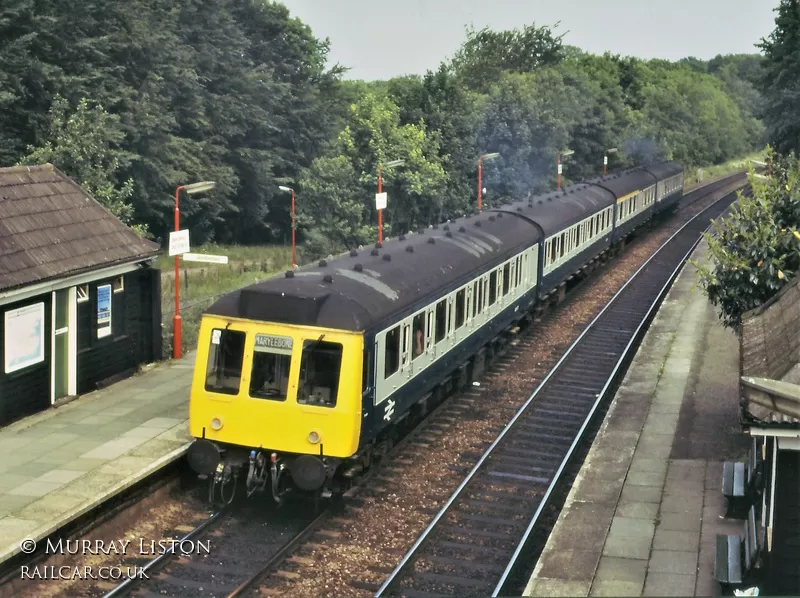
[758,0,800,154]
[695,150,800,331]
[0,5,764,252]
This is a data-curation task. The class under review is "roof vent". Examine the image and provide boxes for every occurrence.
[517,207,523,212]
[547,197,553,201]
[399,234,406,241]
[350,249,358,257]
[382,254,391,261]
[375,242,383,249]
[323,274,333,283]
[537,200,543,205]
[459,226,466,233]
[474,221,482,227]
[443,224,450,231]
[433,224,439,230]
[285,270,294,278]
[406,245,414,253]
[354,263,363,272]
[446,231,453,238]
[318,259,327,267]
[489,215,496,222]
[428,238,436,245]
[371,248,379,256]
[497,213,503,218]
[417,228,425,234]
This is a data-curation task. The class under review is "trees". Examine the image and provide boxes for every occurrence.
[18,95,145,236]
[758,0,800,154]
[695,150,800,331]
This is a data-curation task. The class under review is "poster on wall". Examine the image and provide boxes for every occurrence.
[4,302,45,374]
[97,284,112,338]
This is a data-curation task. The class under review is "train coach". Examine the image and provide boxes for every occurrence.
[186,161,684,504]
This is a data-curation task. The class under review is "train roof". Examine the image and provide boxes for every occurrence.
[206,211,541,332]
[586,167,658,197]
[643,161,684,179]
[490,182,616,237]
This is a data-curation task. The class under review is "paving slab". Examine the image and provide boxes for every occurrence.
[524,234,750,597]
[0,352,195,565]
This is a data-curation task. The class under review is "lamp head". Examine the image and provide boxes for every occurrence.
[184,181,216,195]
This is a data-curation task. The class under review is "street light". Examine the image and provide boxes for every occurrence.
[477,152,500,212]
[603,147,618,176]
[557,149,574,190]
[173,180,216,360]
[278,186,297,270]
[377,159,405,244]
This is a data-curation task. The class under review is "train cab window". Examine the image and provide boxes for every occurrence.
[205,329,246,395]
[249,333,293,401]
[297,339,342,407]
[384,326,400,377]
[435,300,447,343]
[412,313,425,359]
[489,271,498,305]
[502,264,510,296]
[455,289,466,328]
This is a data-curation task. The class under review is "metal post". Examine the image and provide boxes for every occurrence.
[291,188,296,269]
[477,158,483,213]
[557,154,561,190]
[173,185,184,360]
[378,163,383,243]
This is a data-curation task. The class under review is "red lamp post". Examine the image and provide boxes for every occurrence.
[557,149,574,190]
[278,186,296,269]
[604,147,618,176]
[477,152,500,212]
[172,180,215,360]
[376,159,404,244]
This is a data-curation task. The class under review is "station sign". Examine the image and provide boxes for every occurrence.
[168,230,190,256]
[182,253,229,264]
[375,192,388,211]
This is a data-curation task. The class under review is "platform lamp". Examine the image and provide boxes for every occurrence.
[278,186,297,270]
[376,159,405,244]
[173,180,216,360]
[604,147,618,176]
[477,152,500,212]
[557,149,574,190]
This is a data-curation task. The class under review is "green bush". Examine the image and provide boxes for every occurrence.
[694,149,800,332]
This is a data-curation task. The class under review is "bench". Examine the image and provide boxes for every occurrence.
[722,438,760,519]
[714,505,762,592]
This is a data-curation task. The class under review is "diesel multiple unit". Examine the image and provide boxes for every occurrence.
[186,162,685,503]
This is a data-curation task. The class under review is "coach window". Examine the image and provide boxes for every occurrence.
[205,329,246,395]
[297,339,342,407]
[502,263,511,296]
[455,289,466,329]
[384,326,400,378]
[249,334,293,401]
[472,281,479,317]
[412,313,425,359]
[435,300,447,343]
[489,271,498,305]
[477,279,485,313]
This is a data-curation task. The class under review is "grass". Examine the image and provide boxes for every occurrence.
[684,149,767,186]
[159,244,293,356]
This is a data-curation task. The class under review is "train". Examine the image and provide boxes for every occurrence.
[185,161,685,504]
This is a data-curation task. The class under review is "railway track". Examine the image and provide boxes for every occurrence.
[96,173,748,598]
[373,185,743,598]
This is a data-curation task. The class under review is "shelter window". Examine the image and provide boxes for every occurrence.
[249,334,293,402]
[435,300,447,343]
[298,339,342,407]
[77,284,89,303]
[489,271,498,305]
[502,263,510,296]
[455,289,466,328]
[384,326,400,377]
[412,313,425,359]
[205,329,245,395]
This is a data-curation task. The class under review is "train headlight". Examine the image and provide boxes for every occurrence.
[211,417,223,431]
[308,431,320,444]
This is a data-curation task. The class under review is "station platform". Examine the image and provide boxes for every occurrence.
[0,353,195,565]
[524,239,751,597]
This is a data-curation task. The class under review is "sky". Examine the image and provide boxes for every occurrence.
[279,0,778,81]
